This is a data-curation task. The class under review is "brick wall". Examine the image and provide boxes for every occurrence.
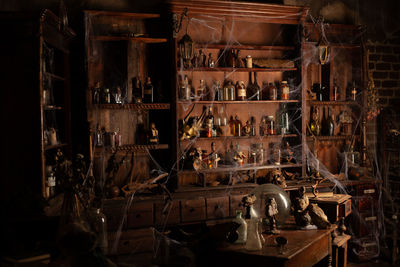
[366,39,400,165]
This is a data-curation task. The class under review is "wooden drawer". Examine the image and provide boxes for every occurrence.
[181,198,206,222]
[356,184,378,198]
[353,195,376,212]
[103,206,126,232]
[206,196,229,219]
[340,198,352,218]
[108,228,154,255]
[127,201,154,229]
[229,194,246,217]
[155,200,181,226]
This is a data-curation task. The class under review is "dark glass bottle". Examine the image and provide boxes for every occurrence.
[250,116,256,136]
[310,106,321,136]
[321,106,328,135]
[143,77,154,103]
[132,77,142,103]
[326,108,335,136]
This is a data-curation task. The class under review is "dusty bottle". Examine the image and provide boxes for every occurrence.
[208,53,215,68]
[279,103,290,134]
[233,210,247,244]
[268,82,278,100]
[234,115,242,137]
[181,75,191,100]
[332,79,340,101]
[205,106,214,138]
[86,208,108,254]
[224,80,235,101]
[143,77,154,103]
[326,108,335,136]
[310,106,321,136]
[280,81,290,100]
[215,81,224,101]
[196,79,206,101]
[321,107,328,135]
[236,80,247,100]
[132,77,142,103]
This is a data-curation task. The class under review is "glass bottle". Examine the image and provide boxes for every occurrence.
[310,106,321,136]
[250,116,256,136]
[332,79,340,101]
[234,115,242,137]
[326,108,335,136]
[268,82,278,100]
[245,219,262,251]
[132,77,142,103]
[92,82,101,104]
[224,80,235,101]
[114,86,123,104]
[233,210,247,244]
[196,79,206,101]
[259,116,267,136]
[95,124,104,147]
[208,53,215,68]
[266,115,275,135]
[102,88,111,104]
[279,103,290,134]
[47,170,56,198]
[313,83,325,101]
[229,115,235,136]
[252,72,261,101]
[215,81,224,101]
[86,208,108,254]
[143,76,154,103]
[350,81,357,101]
[205,106,214,138]
[280,81,290,100]
[236,80,247,100]
[181,75,191,100]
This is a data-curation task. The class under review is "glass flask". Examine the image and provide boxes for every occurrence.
[245,218,262,251]
[86,208,108,254]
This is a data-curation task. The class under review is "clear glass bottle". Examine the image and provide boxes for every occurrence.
[182,75,191,100]
[224,80,235,101]
[208,53,215,68]
[236,80,247,100]
[86,208,108,255]
[268,82,278,100]
[279,103,290,134]
[215,81,224,101]
[143,77,154,103]
[266,115,275,135]
[233,210,247,244]
[92,82,101,104]
[245,218,262,251]
[47,170,56,198]
[332,79,340,101]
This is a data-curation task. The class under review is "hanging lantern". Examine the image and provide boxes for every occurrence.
[179,33,194,68]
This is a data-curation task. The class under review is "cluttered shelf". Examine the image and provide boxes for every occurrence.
[177,67,297,72]
[180,134,298,142]
[94,103,170,110]
[307,135,360,141]
[94,144,169,153]
[179,163,303,174]
[194,43,295,51]
[309,100,360,106]
[177,100,299,105]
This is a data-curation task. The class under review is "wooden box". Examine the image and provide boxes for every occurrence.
[309,194,352,223]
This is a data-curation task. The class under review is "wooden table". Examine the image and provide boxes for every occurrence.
[215,222,335,267]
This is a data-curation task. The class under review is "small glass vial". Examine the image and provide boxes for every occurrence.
[266,115,275,135]
[280,81,290,100]
[246,55,253,68]
[268,83,278,100]
[236,80,247,101]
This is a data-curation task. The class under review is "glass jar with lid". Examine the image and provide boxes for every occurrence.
[280,81,289,100]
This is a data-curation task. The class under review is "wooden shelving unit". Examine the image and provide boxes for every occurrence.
[96,103,170,110]
[177,67,297,72]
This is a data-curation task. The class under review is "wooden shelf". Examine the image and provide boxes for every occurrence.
[181,163,302,174]
[44,106,62,111]
[181,134,298,142]
[194,43,295,51]
[43,72,64,81]
[307,135,359,141]
[176,183,257,192]
[90,36,167,43]
[177,67,297,72]
[177,100,299,105]
[45,143,68,151]
[94,103,170,110]
[84,10,160,19]
[117,144,168,152]
[304,41,361,49]
[309,100,359,106]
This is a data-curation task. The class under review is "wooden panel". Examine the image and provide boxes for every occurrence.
[229,194,246,216]
[108,228,154,255]
[103,206,127,232]
[206,196,229,219]
[127,201,154,229]
[340,198,352,218]
[154,200,181,226]
[181,198,206,222]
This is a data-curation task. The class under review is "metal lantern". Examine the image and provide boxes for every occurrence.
[179,33,194,68]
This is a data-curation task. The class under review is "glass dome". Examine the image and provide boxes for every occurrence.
[251,183,291,226]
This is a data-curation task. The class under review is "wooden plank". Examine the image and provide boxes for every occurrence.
[195,43,295,51]
[177,67,297,72]
[91,36,167,43]
[84,10,160,19]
